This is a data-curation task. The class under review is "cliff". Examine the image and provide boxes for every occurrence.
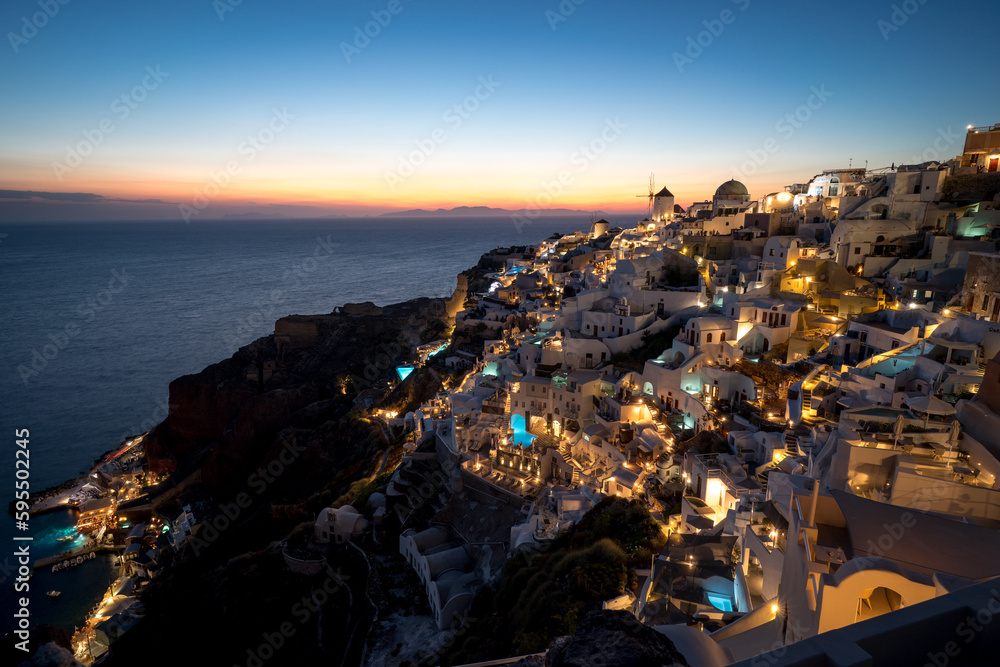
[142,296,453,497]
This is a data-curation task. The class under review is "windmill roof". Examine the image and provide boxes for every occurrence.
[655,187,674,197]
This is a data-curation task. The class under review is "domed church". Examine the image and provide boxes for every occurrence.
[713,179,751,216]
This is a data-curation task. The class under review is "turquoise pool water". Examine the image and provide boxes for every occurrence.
[510,414,536,447]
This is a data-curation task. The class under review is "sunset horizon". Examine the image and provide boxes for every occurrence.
[6,1,1000,666]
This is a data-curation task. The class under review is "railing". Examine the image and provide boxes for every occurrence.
[705,467,753,496]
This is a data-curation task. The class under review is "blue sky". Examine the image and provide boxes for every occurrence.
[1,0,998,219]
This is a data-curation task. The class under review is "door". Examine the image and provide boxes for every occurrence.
[989,157,999,173]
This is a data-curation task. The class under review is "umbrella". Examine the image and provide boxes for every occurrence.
[904,395,956,416]
[947,419,961,457]
[892,413,905,450]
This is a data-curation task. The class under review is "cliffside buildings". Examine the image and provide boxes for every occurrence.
[388,126,1000,663]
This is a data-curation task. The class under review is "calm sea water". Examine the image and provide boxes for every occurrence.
[0,215,626,631]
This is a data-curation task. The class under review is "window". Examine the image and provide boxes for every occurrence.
[854,247,861,255]
[769,249,775,256]
[720,332,726,342]
[706,333,713,343]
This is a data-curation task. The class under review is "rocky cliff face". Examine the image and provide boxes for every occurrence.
[143,296,454,496]
[538,610,691,667]
[97,262,501,667]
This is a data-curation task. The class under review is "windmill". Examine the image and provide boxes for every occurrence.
[636,173,655,220]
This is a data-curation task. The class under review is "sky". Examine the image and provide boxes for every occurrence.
[1,0,999,221]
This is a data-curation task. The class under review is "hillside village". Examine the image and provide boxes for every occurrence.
[101,124,1000,667]
[354,123,1000,664]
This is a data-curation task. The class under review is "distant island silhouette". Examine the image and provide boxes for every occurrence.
[379,205,604,217]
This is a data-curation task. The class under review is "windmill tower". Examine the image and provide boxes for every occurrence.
[652,186,675,222]
[636,174,655,221]
[588,211,609,238]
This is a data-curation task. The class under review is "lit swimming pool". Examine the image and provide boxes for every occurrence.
[510,414,536,447]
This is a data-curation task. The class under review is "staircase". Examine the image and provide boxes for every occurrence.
[783,430,799,457]
[802,389,812,413]
[757,470,770,494]
[559,444,581,484]
[797,432,814,457]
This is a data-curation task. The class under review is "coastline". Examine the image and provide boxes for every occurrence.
[10,239,495,663]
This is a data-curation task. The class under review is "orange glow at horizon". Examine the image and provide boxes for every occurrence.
[1,158,792,215]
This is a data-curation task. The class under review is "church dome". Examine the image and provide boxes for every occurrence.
[715,179,749,198]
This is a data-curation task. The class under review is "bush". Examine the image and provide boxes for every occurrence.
[456,499,666,661]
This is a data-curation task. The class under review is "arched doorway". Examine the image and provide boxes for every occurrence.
[856,586,904,622]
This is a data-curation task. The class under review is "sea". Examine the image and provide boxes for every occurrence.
[0,215,632,633]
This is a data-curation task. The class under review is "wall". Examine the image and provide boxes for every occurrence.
[890,469,1000,523]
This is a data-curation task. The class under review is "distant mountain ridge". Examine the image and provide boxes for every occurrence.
[379,205,601,217]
